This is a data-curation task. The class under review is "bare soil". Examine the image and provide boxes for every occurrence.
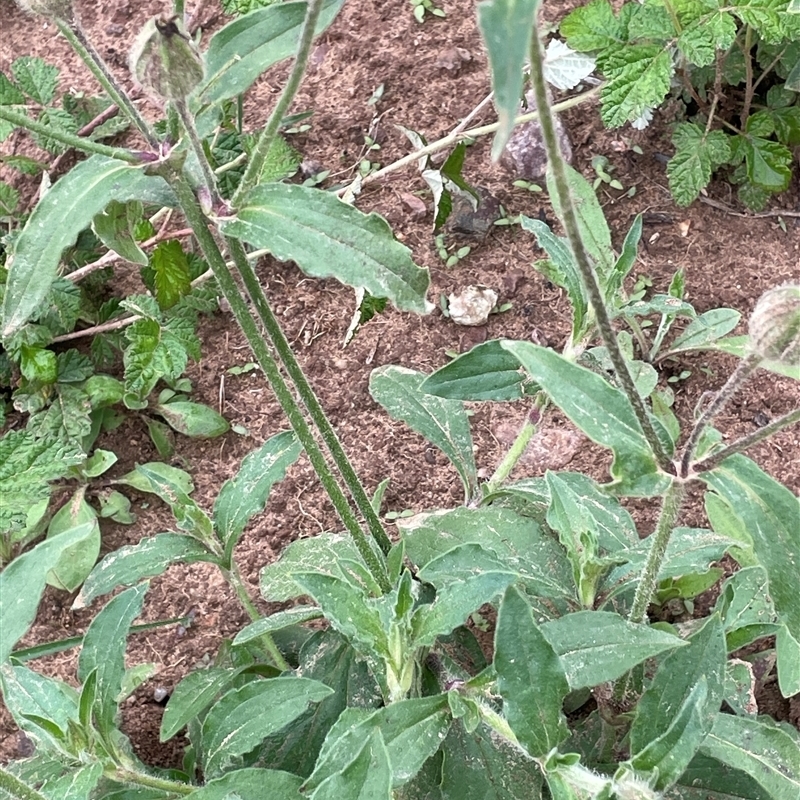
[1,0,799,769]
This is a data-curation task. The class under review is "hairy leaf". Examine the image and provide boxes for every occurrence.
[668,124,732,206]
[560,0,622,51]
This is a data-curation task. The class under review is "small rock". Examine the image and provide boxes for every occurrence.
[398,191,427,219]
[501,91,572,182]
[445,186,501,240]
[448,286,498,326]
[436,47,472,72]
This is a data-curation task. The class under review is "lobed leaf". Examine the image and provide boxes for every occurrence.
[667,124,732,207]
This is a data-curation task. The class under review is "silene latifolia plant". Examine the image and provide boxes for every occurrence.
[0,1,799,799]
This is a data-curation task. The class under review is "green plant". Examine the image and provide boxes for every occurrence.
[559,0,800,209]
[1,1,799,800]
[410,0,446,24]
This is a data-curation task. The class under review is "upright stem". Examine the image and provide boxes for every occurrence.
[679,351,761,477]
[527,15,673,475]
[174,98,220,204]
[231,0,324,207]
[225,237,394,554]
[169,174,391,593]
[56,20,160,150]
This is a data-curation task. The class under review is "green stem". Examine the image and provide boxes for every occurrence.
[222,560,290,671]
[0,766,50,800]
[527,16,674,475]
[170,175,391,593]
[225,237,393,554]
[111,768,193,795]
[678,351,761,478]
[0,105,141,163]
[231,0,324,207]
[174,97,220,204]
[56,20,160,150]
[484,394,546,496]
[691,406,800,475]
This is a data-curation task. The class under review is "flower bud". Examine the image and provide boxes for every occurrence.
[130,15,204,102]
[748,283,800,364]
[14,0,73,21]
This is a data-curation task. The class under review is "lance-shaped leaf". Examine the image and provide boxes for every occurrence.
[184,768,304,800]
[198,0,346,105]
[75,533,218,609]
[370,366,477,500]
[214,430,301,547]
[2,156,174,337]
[44,489,100,592]
[153,401,230,438]
[700,714,800,799]
[495,586,569,757]
[702,455,800,696]
[219,183,431,314]
[666,752,772,800]
[501,341,670,493]
[477,0,539,160]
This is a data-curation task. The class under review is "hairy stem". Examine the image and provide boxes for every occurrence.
[169,175,390,592]
[679,351,761,478]
[111,768,193,795]
[225,237,393,554]
[231,0,323,207]
[56,19,159,150]
[0,105,141,163]
[0,766,50,800]
[174,98,220,204]
[527,14,673,474]
[691,406,800,474]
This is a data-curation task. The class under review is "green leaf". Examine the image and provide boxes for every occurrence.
[370,365,476,500]
[307,696,451,791]
[668,124,732,207]
[476,0,538,160]
[605,214,642,307]
[0,179,19,217]
[45,490,100,592]
[598,45,673,128]
[500,342,669,493]
[185,768,303,800]
[115,461,194,495]
[12,56,58,104]
[310,728,392,800]
[218,183,431,314]
[419,340,529,401]
[667,308,741,354]
[495,586,569,757]
[775,624,800,698]
[75,533,218,609]
[630,616,726,789]
[92,200,149,267]
[19,344,57,383]
[201,677,334,777]
[665,751,772,800]
[738,134,792,191]
[0,71,26,104]
[560,0,622,51]
[144,240,193,310]
[399,505,576,611]
[198,0,346,106]
[2,156,175,337]
[153,401,230,438]
[700,714,800,799]
[702,455,800,696]
[257,630,382,778]
[540,611,686,689]
[77,584,147,737]
[0,523,93,662]
[715,566,778,651]
[214,430,301,546]
[412,544,518,647]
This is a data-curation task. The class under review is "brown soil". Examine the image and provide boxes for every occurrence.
[1,0,799,771]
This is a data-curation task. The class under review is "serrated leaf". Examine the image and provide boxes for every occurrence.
[0,71,26,105]
[30,107,79,154]
[148,240,192,309]
[0,179,19,217]
[540,611,686,689]
[92,200,148,267]
[628,1,675,40]
[213,430,301,546]
[739,135,792,190]
[153,401,230,438]
[198,0,346,106]
[560,0,622,51]
[598,45,673,128]
[496,586,569,757]
[2,156,175,337]
[667,123,732,206]
[201,677,333,777]
[219,183,431,313]
[12,56,58,104]
[370,365,476,500]
[75,534,217,609]
[476,0,539,160]
[543,39,596,90]
[122,318,189,405]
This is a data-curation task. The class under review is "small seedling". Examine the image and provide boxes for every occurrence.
[591,154,624,191]
[410,0,446,23]
[512,179,543,193]
[434,233,471,267]
[667,368,692,384]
